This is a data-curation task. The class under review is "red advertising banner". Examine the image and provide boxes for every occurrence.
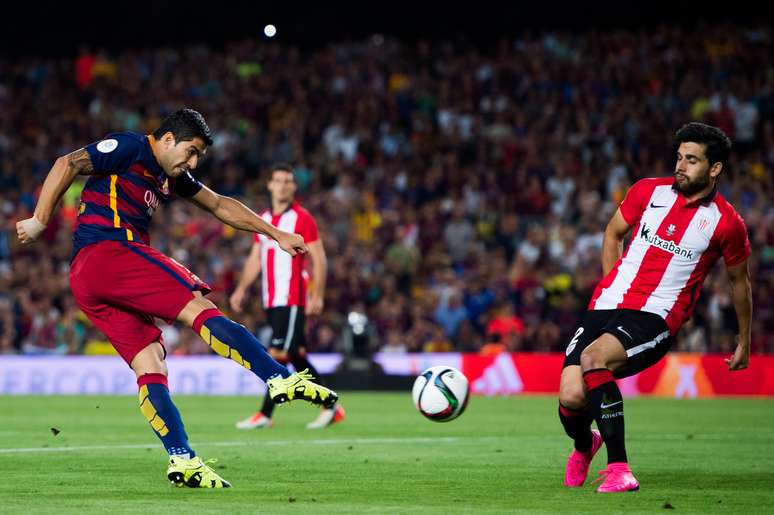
[1,354,771,396]
[462,353,774,397]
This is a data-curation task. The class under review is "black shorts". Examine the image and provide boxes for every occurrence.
[266,306,306,353]
[562,309,672,379]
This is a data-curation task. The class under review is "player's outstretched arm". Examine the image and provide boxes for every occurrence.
[187,185,308,256]
[230,242,262,313]
[601,208,632,276]
[725,259,752,371]
[306,240,327,316]
[16,148,94,243]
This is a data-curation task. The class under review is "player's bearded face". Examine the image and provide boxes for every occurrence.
[673,167,711,196]
[161,137,207,177]
[673,142,713,196]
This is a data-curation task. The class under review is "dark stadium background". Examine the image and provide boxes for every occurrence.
[1,2,761,58]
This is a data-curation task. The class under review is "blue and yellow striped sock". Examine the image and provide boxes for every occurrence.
[137,374,195,458]
[192,308,290,381]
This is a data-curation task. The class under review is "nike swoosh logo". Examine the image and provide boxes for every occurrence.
[617,326,632,339]
[600,400,622,409]
[650,202,666,208]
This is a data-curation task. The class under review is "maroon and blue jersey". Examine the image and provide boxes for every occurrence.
[73,132,203,258]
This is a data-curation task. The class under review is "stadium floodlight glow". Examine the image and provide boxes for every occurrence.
[347,311,367,335]
[264,24,277,38]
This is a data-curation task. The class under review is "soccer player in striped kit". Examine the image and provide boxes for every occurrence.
[558,123,753,493]
[231,163,345,429]
[16,109,338,488]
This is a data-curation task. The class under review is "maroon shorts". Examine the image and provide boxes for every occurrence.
[70,240,211,364]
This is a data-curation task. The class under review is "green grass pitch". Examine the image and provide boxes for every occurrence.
[1,393,772,514]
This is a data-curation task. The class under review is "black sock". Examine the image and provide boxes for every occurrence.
[559,403,593,452]
[260,389,276,418]
[583,368,627,464]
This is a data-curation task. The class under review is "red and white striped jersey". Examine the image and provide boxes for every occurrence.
[253,203,320,308]
[589,177,750,334]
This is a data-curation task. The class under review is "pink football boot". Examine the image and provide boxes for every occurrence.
[564,430,603,487]
[593,462,640,493]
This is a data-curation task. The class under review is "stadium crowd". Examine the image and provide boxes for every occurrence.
[1,24,772,357]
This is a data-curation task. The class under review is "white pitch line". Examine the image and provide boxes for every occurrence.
[5,432,757,455]
[0,436,467,455]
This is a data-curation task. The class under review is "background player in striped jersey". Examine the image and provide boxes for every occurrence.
[230,163,345,429]
[16,109,338,488]
[557,122,752,493]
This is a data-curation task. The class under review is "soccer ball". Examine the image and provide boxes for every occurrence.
[411,366,469,422]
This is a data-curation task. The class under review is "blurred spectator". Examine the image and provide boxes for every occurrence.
[55,296,87,354]
[485,302,525,351]
[434,291,468,340]
[0,296,15,354]
[443,203,475,265]
[20,295,63,355]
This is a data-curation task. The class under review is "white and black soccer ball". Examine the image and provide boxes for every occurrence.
[411,366,469,422]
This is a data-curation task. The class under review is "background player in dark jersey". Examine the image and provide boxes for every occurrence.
[230,164,344,429]
[16,109,338,488]
[557,123,752,493]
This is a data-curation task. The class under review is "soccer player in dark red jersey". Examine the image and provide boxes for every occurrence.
[558,122,752,492]
[230,164,344,430]
[16,109,338,488]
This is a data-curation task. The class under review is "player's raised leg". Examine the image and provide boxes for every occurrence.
[558,364,603,487]
[131,343,230,488]
[580,334,639,493]
[177,295,338,408]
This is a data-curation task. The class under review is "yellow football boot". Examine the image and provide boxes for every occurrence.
[266,369,338,408]
[167,456,231,488]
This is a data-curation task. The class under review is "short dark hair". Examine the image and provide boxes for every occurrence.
[674,122,732,171]
[270,162,295,176]
[153,108,213,146]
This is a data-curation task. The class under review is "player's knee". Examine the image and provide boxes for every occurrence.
[579,346,607,372]
[131,343,167,377]
[559,384,586,410]
[133,363,167,378]
[177,296,219,327]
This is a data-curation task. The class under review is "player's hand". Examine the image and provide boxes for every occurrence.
[229,288,246,313]
[276,231,307,257]
[306,295,324,316]
[16,216,46,244]
[725,338,750,371]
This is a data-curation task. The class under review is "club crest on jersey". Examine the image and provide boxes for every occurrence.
[698,218,709,232]
[666,224,676,236]
[161,178,170,196]
[96,139,118,153]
